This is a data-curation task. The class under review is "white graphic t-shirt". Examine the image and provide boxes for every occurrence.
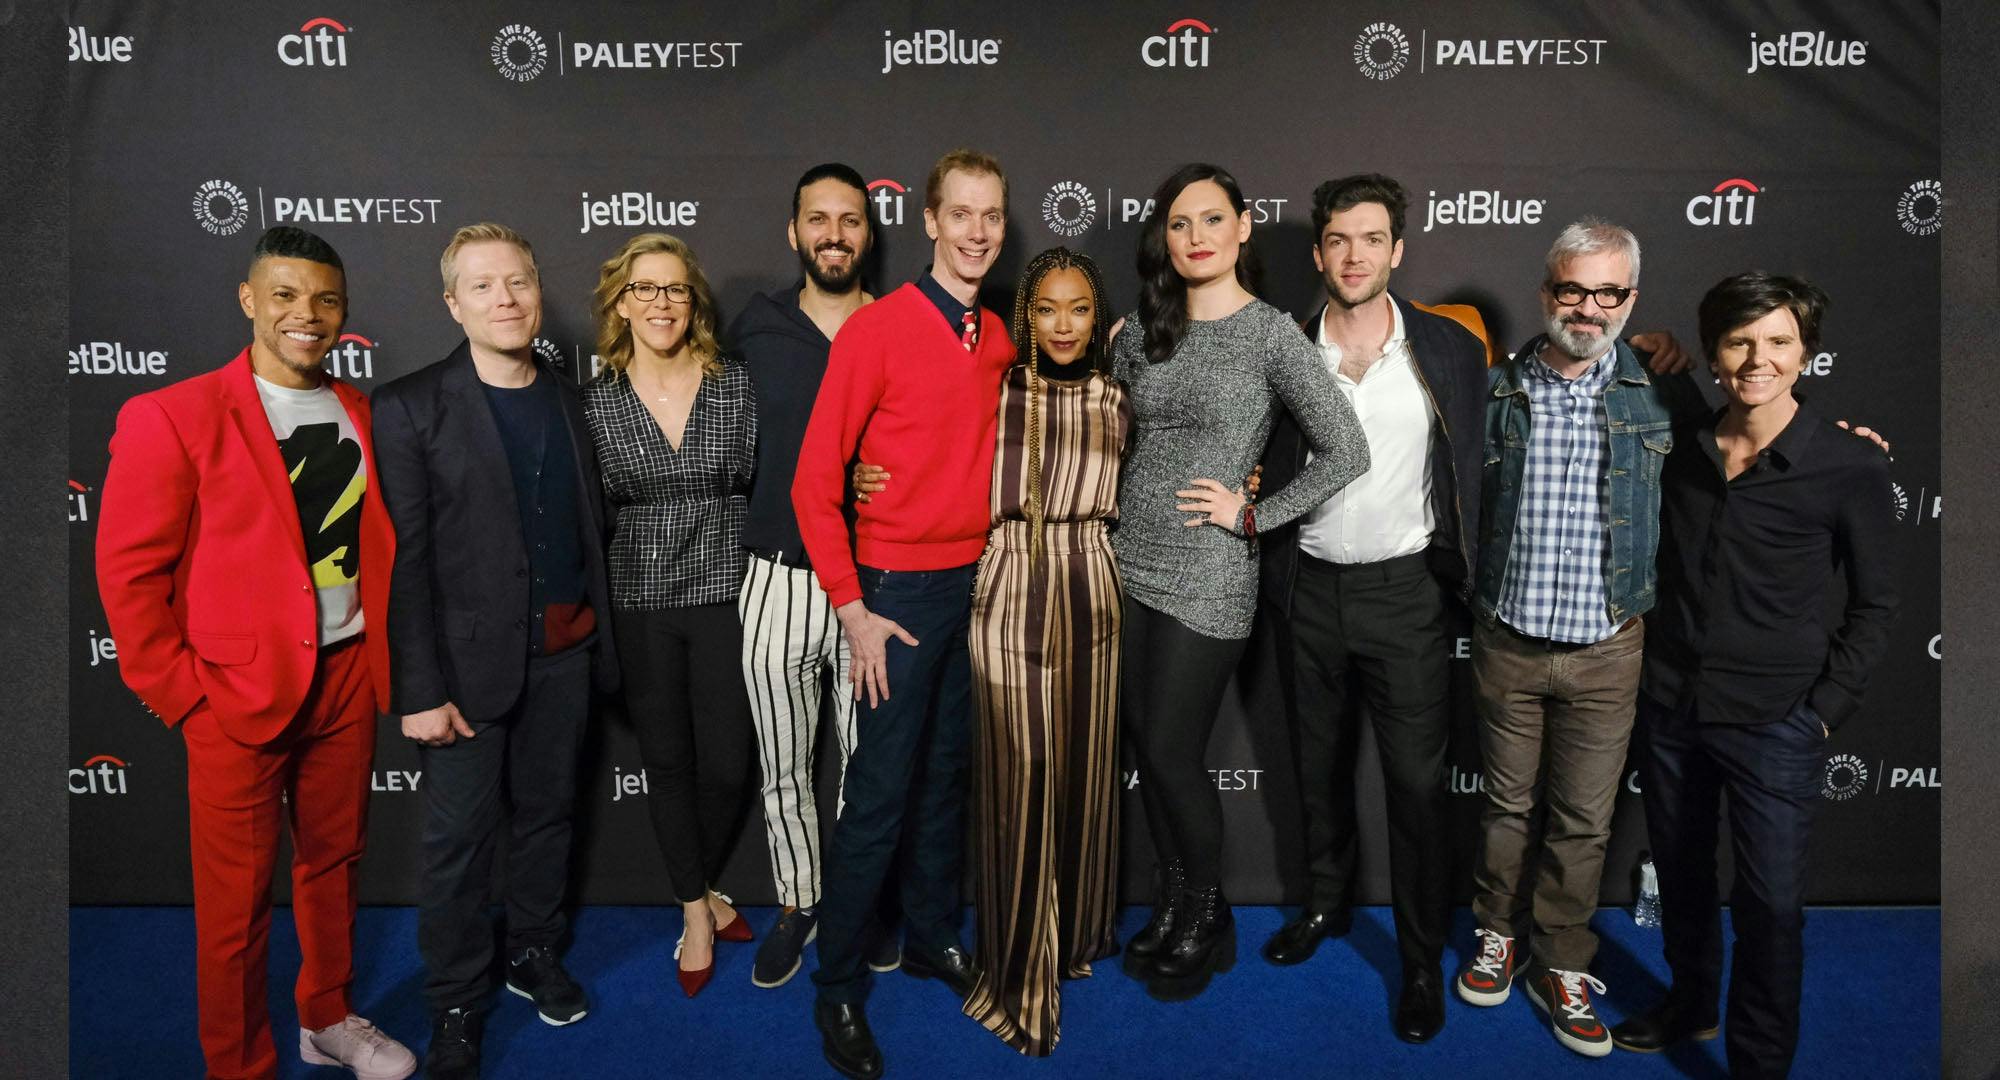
[254,373,366,646]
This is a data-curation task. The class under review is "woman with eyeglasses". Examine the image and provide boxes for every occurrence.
[1110,164,1369,1003]
[582,232,757,998]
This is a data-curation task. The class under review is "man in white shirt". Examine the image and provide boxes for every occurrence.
[1255,174,1491,1044]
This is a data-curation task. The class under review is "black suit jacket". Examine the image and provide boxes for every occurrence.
[1259,291,1488,616]
[371,342,618,721]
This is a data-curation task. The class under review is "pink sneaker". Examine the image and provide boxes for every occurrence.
[300,1014,417,1080]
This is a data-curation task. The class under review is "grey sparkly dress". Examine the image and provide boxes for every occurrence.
[1110,300,1370,639]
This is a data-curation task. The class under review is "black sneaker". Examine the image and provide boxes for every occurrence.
[423,1008,481,1080]
[505,944,589,1025]
[753,906,820,988]
[865,923,901,974]
[1523,967,1614,1058]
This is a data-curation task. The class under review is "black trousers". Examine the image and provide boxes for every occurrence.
[1280,550,1451,972]
[1119,597,1247,892]
[613,604,756,904]
[417,646,591,1013]
[813,563,976,1005]
[1638,691,1826,1080]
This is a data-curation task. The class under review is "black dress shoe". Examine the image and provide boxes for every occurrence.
[814,1000,883,1080]
[1395,969,1446,1044]
[1610,995,1720,1053]
[1260,907,1353,966]
[902,944,979,999]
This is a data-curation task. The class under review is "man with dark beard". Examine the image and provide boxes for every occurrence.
[729,163,877,989]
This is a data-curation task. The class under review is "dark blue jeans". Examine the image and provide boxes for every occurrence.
[1637,691,1827,1080]
[813,562,976,1005]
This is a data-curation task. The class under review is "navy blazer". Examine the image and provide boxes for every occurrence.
[371,341,618,721]
[1258,291,1488,615]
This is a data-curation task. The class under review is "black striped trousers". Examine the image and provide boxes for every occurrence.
[737,553,858,908]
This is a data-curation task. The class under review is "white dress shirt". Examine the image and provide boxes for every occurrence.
[1295,299,1435,564]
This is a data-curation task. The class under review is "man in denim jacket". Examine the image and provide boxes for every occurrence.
[1451,219,1705,1058]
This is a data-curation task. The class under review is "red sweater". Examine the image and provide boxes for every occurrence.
[792,282,1015,607]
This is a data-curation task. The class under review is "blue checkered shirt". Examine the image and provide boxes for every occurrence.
[1494,346,1621,644]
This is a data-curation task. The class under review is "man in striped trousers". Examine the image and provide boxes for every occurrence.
[729,163,877,988]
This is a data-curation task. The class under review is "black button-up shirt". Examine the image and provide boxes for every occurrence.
[1643,402,1900,730]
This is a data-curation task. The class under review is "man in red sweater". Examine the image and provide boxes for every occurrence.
[94,227,416,1080]
[794,149,1015,1080]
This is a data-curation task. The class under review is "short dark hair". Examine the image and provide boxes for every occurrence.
[250,226,343,275]
[1311,173,1409,243]
[791,162,869,219]
[1697,271,1829,361]
[924,148,1006,213]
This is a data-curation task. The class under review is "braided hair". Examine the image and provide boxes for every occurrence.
[1007,247,1114,565]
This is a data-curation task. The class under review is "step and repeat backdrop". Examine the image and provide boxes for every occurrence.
[68,2,1940,907]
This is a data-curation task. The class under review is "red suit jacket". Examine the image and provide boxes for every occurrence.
[95,349,395,745]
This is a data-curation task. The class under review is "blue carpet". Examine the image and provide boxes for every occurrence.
[71,905,1937,1078]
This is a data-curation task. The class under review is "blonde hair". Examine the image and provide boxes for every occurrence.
[592,233,723,377]
[439,222,538,293]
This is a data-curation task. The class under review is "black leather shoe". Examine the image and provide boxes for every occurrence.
[1610,994,1720,1053]
[1123,859,1186,977]
[902,944,979,1000]
[814,1000,883,1080]
[1260,907,1353,966]
[1395,969,1446,1044]
[1147,886,1236,1002]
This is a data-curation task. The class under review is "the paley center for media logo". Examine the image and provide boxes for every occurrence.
[491,23,549,82]
[1898,180,1942,236]
[1353,20,1604,78]
[193,180,443,234]
[1042,181,1098,238]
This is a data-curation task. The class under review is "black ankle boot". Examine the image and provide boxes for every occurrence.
[1146,885,1235,1002]
[1122,858,1186,977]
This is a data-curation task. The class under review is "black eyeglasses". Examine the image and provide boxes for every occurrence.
[1546,281,1634,309]
[622,281,693,304]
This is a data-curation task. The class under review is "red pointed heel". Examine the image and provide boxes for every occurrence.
[711,891,753,943]
[675,930,715,998]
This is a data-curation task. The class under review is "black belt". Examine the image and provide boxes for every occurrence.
[748,546,812,572]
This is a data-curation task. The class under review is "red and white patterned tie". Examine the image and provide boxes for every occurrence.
[960,310,979,352]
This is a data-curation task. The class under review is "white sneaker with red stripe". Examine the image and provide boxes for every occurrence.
[1523,968,1614,1058]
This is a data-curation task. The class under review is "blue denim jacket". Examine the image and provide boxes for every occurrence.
[1475,336,1700,628]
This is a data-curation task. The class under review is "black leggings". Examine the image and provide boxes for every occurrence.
[613,604,755,903]
[1118,597,1247,892]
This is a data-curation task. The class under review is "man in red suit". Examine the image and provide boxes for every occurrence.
[94,227,417,1080]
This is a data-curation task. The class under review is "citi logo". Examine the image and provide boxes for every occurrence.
[278,17,351,67]
[324,332,377,380]
[1747,30,1867,74]
[70,755,130,795]
[491,23,549,82]
[86,627,117,668]
[69,26,134,63]
[1142,18,1215,68]
[1686,178,1760,226]
[881,29,1000,74]
[867,179,908,226]
[579,191,698,235]
[1423,189,1545,232]
[68,480,93,524]
[193,179,251,237]
[70,341,167,376]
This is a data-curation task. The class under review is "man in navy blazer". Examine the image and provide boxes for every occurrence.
[371,222,616,1080]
